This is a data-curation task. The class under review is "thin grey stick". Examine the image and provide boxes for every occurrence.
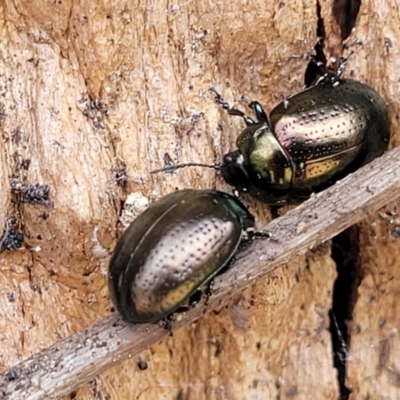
[1,145,400,400]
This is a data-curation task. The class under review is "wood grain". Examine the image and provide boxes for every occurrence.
[1,143,400,400]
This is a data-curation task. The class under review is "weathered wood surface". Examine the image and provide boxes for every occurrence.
[0,0,399,399]
[1,144,400,399]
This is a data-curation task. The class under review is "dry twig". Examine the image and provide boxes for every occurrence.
[1,145,400,399]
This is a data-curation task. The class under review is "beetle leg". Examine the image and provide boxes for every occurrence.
[308,50,354,86]
[188,290,202,307]
[336,51,354,77]
[204,279,214,306]
[210,88,255,126]
[244,227,279,242]
[160,314,174,335]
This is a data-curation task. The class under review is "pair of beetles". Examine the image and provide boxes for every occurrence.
[108,65,390,324]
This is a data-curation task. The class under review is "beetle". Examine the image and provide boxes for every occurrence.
[152,71,390,206]
[108,189,256,323]
[214,72,390,205]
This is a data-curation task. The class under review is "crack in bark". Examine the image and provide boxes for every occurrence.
[304,0,327,87]
[332,0,361,40]
[2,142,400,398]
[306,1,363,397]
[329,226,364,399]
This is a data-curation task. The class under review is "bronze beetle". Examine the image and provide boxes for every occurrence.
[216,72,390,205]
[108,189,255,323]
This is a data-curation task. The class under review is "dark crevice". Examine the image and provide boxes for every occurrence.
[305,0,362,86]
[329,226,364,400]
[304,0,327,87]
[332,0,361,40]
[304,2,364,398]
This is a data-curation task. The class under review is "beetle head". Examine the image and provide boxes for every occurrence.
[220,150,250,191]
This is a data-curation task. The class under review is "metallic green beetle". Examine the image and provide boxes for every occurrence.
[108,189,255,323]
[216,73,390,205]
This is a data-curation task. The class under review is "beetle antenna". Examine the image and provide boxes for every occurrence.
[151,162,221,174]
[210,88,255,126]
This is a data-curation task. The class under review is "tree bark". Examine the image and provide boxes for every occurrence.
[0,0,399,399]
[1,145,400,399]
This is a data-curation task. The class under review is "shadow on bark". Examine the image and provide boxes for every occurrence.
[329,226,364,399]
